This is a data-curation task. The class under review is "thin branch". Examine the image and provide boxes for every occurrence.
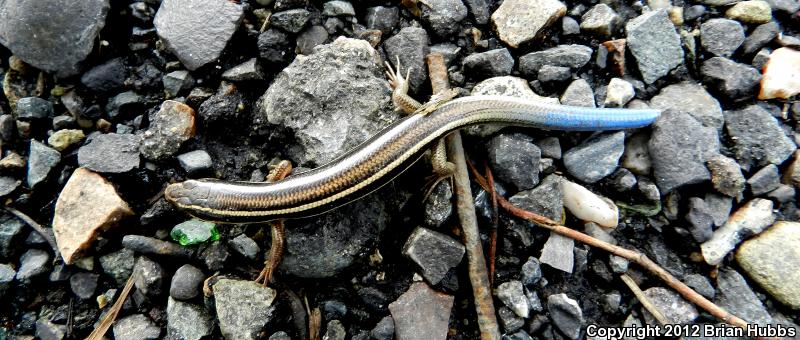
[466,162,757,334]
[620,273,670,325]
[426,52,500,340]
[5,206,60,259]
[86,274,136,340]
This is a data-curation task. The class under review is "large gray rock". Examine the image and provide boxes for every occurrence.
[258,37,398,166]
[648,110,720,193]
[650,82,723,130]
[78,133,141,173]
[402,227,465,284]
[723,105,796,171]
[154,0,244,70]
[716,268,774,326]
[214,279,276,340]
[625,9,684,84]
[388,282,454,340]
[0,0,110,77]
[737,221,800,310]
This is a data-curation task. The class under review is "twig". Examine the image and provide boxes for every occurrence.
[4,206,60,259]
[466,163,756,333]
[86,274,136,340]
[620,273,670,325]
[427,52,500,340]
[305,295,321,340]
[485,162,498,287]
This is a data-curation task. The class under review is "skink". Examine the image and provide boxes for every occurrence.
[164,95,660,223]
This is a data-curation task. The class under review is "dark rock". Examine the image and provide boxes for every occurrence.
[0,0,110,77]
[69,272,99,300]
[748,164,780,196]
[81,58,126,93]
[167,297,214,340]
[463,48,514,78]
[170,264,204,300]
[423,180,452,228]
[0,115,15,141]
[15,97,54,120]
[535,137,562,159]
[715,268,773,326]
[402,227,465,284]
[547,293,584,340]
[78,133,141,173]
[463,0,490,24]
[154,0,244,70]
[258,28,294,64]
[498,306,524,333]
[176,150,212,175]
[162,70,195,97]
[521,256,542,287]
[519,45,592,77]
[106,91,143,120]
[197,83,244,124]
[563,131,625,183]
[742,22,779,55]
[16,248,51,282]
[700,19,745,57]
[650,82,724,130]
[370,316,394,340]
[495,281,530,318]
[133,256,165,297]
[608,168,636,192]
[509,174,563,221]
[767,184,795,203]
[686,197,714,243]
[384,27,429,93]
[701,57,761,102]
[365,7,399,34]
[487,133,541,191]
[418,0,468,37]
[270,9,311,33]
[113,314,161,340]
[122,235,193,258]
[724,105,795,171]
[321,300,348,321]
[683,273,715,299]
[99,248,135,286]
[200,241,230,271]
[752,48,771,70]
[649,110,720,193]
[228,234,260,260]
[296,26,329,55]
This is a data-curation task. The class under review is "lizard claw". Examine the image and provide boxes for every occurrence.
[386,55,412,91]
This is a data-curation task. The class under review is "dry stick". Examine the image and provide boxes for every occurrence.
[486,162,499,287]
[5,206,60,259]
[86,274,136,340]
[620,273,670,325]
[466,163,755,332]
[425,52,500,340]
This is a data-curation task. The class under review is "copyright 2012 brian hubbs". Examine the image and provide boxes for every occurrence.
[586,323,797,339]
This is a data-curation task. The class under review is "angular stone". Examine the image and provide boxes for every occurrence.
[759,47,800,100]
[0,0,110,77]
[418,0,468,37]
[725,0,773,24]
[53,168,134,264]
[27,140,61,188]
[648,110,719,193]
[724,105,795,171]
[47,129,85,151]
[641,287,699,324]
[402,227,465,285]
[214,279,276,340]
[747,164,780,196]
[701,57,762,102]
[167,297,214,340]
[388,282,453,340]
[547,294,583,340]
[700,19,745,57]
[650,82,723,130]
[78,133,142,173]
[490,0,566,48]
[716,268,773,326]
[462,48,514,78]
[221,58,264,81]
[737,221,800,310]
[519,45,592,77]
[563,131,625,184]
[580,4,620,37]
[113,314,161,340]
[495,281,529,318]
[154,0,244,70]
[140,100,196,160]
[560,79,595,107]
[540,233,574,273]
[626,9,684,84]
[706,154,746,197]
[487,133,541,191]
[384,27,429,93]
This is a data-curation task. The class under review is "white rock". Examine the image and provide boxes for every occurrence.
[759,47,800,100]
[700,198,774,265]
[562,180,619,228]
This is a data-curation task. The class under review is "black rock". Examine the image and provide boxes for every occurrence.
[321,300,348,321]
[521,257,542,287]
[0,211,25,258]
[716,268,773,326]
[509,174,563,221]
[358,286,389,311]
[463,48,514,78]
[463,0,490,24]
[80,58,127,94]
[498,306,524,333]
[69,272,99,300]
[227,234,260,260]
[487,133,541,191]
[27,140,61,188]
[370,316,395,340]
[685,197,714,243]
[200,241,230,271]
[701,57,761,102]
[15,97,54,120]
[257,29,294,64]
[365,7,399,34]
[683,273,715,299]
[170,264,204,300]
[99,248,136,286]
[296,26,329,55]
[418,0,468,37]
[563,131,625,184]
[270,9,310,33]
[0,115,15,141]
[724,105,795,171]
[684,5,706,21]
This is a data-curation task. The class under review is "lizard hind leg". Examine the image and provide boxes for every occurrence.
[422,138,455,201]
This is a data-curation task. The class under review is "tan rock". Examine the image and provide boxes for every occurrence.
[491,0,566,48]
[759,47,800,100]
[737,221,800,310]
[53,168,133,264]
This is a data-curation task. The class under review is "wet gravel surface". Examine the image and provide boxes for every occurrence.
[0,0,799,339]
